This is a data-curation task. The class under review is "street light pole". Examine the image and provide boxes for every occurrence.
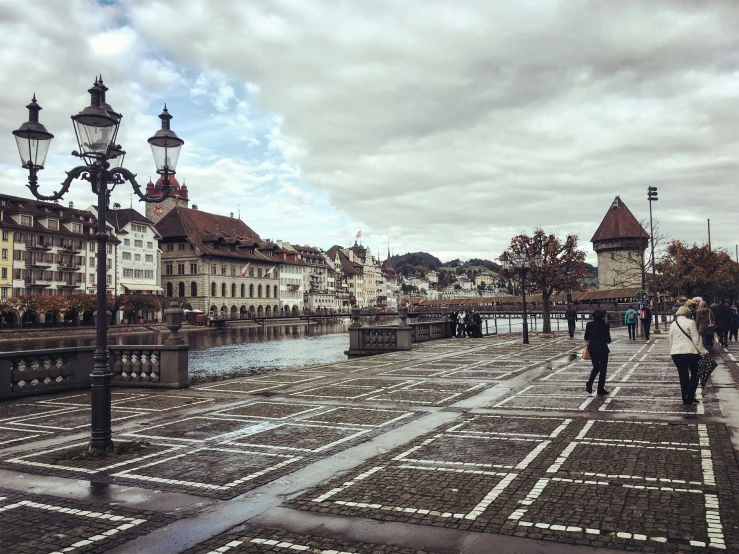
[12,78,185,452]
[647,186,660,334]
[520,266,529,344]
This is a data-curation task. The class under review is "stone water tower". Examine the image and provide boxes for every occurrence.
[591,196,649,290]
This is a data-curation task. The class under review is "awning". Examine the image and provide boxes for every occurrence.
[121,284,164,292]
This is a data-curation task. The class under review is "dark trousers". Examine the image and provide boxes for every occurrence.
[718,329,729,346]
[587,351,609,392]
[701,331,713,349]
[627,323,637,339]
[567,319,576,337]
[642,319,651,340]
[731,327,738,341]
[671,354,700,403]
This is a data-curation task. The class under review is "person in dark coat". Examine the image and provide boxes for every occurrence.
[449,311,458,338]
[584,308,612,395]
[730,306,739,342]
[640,304,652,341]
[713,300,731,348]
[564,304,577,338]
[472,310,483,338]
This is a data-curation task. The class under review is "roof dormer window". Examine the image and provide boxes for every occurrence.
[48,219,59,230]
[20,215,33,226]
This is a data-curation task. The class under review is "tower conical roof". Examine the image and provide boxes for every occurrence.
[591,196,649,242]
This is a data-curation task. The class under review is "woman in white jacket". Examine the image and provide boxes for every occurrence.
[669,306,708,405]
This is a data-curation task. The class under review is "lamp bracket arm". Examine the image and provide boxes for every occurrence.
[110,167,172,204]
[26,165,90,202]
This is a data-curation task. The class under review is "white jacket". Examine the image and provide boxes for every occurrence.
[669,316,707,356]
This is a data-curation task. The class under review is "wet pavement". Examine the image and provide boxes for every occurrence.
[2,330,739,553]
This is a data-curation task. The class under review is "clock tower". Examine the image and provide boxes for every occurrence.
[145,175,189,223]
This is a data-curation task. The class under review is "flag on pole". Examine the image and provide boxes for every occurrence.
[356,230,361,239]
[238,263,250,277]
[264,265,276,277]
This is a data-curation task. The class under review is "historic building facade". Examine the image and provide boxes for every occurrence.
[156,205,281,317]
[591,196,650,290]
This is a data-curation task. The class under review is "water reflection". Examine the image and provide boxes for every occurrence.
[2,320,350,380]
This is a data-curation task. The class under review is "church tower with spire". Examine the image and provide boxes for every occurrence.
[591,196,649,290]
[145,175,189,223]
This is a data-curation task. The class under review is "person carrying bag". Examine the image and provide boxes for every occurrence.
[669,306,711,405]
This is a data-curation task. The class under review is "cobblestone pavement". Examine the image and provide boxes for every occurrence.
[3,330,739,553]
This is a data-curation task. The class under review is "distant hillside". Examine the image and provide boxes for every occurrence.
[388,252,443,277]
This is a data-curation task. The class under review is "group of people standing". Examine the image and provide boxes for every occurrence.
[449,310,483,338]
[693,300,739,349]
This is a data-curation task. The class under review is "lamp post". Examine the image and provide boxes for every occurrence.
[12,78,185,452]
[501,247,543,344]
[647,186,660,334]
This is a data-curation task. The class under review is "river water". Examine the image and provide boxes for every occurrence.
[1,320,352,381]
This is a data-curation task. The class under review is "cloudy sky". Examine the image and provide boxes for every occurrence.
[2,0,739,264]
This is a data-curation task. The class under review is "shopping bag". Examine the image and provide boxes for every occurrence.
[582,343,591,360]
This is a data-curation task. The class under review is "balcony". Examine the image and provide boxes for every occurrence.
[58,282,82,288]
[25,243,51,251]
[58,263,81,271]
[25,279,52,288]
[61,245,82,254]
[25,260,53,269]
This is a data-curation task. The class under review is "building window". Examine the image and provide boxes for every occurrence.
[123,252,131,260]
[178,263,185,274]
[211,265,216,275]
[106,274,111,285]
[258,284,262,298]
[134,269,144,278]
[132,223,146,233]
[231,283,236,297]
[89,256,95,267]
[1,268,6,279]
[134,254,141,261]
[274,285,278,298]
[179,282,185,296]
[123,268,133,278]
[166,244,174,251]
[106,244,112,254]
[1,249,6,260]
[147,241,153,249]
[191,282,198,296]
[146,254,154,262]
[106,259,111,269]
[178,243,185,250]
[221,265,227,275]
[71,222,82,233]
[249,268,254,277]
[123,239,130,247]
[21,215,33,226]
[167,282,173,297]
[135,240,143,248]
[249,284,254,297]
[190,263,197,274]
[144,270,153,279]
[89,243,95,252]
[241,284,245,297]
[0,287,6,299]
[166,264,173,275]
[211,282,217,296]
[89,273,95,284]
[48,219,59,230]
[266,285,270,298]
[258,268,262,278]
[1,231,7,241]
[222,283,227,297]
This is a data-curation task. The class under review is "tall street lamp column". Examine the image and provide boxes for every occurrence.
[12,79,185,452]
[647,186,660,334]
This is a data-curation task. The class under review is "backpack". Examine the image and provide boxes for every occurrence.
[626,310,636,323]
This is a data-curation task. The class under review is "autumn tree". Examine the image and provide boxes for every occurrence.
[500,229,587,334]
[659,241,739,302]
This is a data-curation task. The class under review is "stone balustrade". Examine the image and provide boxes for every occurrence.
[0,346,94,399]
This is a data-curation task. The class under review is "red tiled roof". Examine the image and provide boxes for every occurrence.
[591,196,649,242]
[155,206,274,262]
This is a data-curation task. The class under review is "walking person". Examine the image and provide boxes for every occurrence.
[669,306,707,405]
[730,306,739,342]
[713,300,731,348]
[456,310,466,338]
[472,310,483,338]
[695,301,715,350]
[449,311,458,338]
[584,308,611,396]
[640,304,652,341]
[624,305,638,340]
[564,303,577,338]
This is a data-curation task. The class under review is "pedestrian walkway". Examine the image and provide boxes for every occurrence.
[1,329,738,553]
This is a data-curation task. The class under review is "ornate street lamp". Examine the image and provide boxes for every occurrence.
[12,78,185,452]
[501,246,543,345]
